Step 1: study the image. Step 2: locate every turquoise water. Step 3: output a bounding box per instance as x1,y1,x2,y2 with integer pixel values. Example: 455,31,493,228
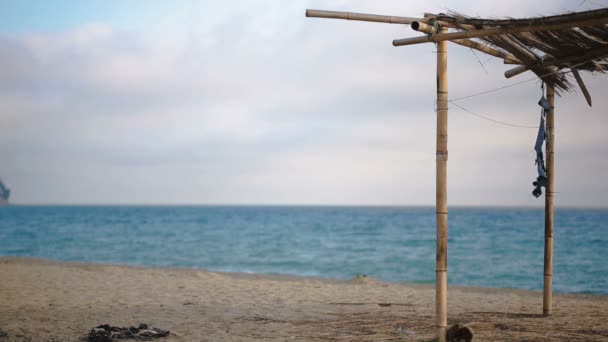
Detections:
0,206,606,294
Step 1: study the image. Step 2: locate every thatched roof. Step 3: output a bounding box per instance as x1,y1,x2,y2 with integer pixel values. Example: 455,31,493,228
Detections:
435,8,608,93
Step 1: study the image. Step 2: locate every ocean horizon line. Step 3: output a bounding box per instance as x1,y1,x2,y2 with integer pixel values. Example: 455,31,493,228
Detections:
2,203,608,210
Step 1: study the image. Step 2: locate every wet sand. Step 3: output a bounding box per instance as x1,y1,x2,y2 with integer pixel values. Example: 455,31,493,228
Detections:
0,257,607,341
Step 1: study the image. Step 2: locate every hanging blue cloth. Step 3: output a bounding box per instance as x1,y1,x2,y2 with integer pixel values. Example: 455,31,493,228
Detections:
532,95,550,198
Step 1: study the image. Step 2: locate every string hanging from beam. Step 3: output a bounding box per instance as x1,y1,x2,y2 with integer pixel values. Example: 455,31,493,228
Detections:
448,58,596,102
448,101,539,129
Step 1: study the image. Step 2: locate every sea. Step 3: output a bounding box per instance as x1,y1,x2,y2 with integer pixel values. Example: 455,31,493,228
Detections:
0,206,606,295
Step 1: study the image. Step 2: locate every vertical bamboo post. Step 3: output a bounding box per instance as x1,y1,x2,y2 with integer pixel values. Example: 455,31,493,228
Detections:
543,84,555,316
436,26,449,341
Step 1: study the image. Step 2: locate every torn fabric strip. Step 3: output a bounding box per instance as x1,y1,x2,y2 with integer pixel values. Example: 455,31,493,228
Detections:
532,95,550,198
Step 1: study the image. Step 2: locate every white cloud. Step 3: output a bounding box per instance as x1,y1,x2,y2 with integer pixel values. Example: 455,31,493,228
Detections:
0,0,607,206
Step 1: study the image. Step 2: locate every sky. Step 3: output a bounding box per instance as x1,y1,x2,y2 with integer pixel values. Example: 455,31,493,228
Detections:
1,0,607,206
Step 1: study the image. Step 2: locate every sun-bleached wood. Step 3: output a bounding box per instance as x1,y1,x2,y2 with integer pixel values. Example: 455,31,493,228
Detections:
306,9,420,24
543,84,555,317
436,27,448,342
393,16,608,46
571,68,592,107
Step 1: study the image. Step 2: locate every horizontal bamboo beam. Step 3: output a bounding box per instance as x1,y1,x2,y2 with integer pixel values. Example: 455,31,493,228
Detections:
393,16,608,46
306,9,420,24
504,46,608,78
411,21,437,34
410,21,522,63
505,63,537,78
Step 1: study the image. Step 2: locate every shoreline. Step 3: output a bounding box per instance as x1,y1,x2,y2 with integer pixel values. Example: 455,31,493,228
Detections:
2,256,605,297
2,257,607,341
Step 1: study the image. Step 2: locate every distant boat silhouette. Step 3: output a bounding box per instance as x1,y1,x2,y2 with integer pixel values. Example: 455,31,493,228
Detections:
0,179,10,206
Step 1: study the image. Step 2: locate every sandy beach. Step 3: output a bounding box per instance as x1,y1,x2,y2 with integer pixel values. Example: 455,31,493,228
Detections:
0,258,606,341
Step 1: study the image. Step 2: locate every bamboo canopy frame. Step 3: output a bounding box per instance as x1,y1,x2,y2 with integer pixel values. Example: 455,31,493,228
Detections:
306,7,608,342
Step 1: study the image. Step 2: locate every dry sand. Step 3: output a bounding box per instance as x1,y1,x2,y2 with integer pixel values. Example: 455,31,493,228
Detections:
0,258,606,341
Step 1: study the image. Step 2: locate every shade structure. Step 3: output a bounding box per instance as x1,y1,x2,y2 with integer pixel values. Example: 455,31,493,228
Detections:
306,6,608,341
417,9,608,93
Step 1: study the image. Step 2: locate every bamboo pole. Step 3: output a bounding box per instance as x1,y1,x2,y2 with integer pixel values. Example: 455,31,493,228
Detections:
305,9,420,24
504,59,522,65
571,68,592,106
410,21,521,64
450,22,534,64
505,64,540,78
393,16,608,46
411,21,437,34
497,35,540,62
436,26,449,342
543,84,555,317
451,39,521,63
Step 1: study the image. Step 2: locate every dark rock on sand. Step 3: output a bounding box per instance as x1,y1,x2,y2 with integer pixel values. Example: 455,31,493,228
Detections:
446,323,473,342
88,323,169,341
